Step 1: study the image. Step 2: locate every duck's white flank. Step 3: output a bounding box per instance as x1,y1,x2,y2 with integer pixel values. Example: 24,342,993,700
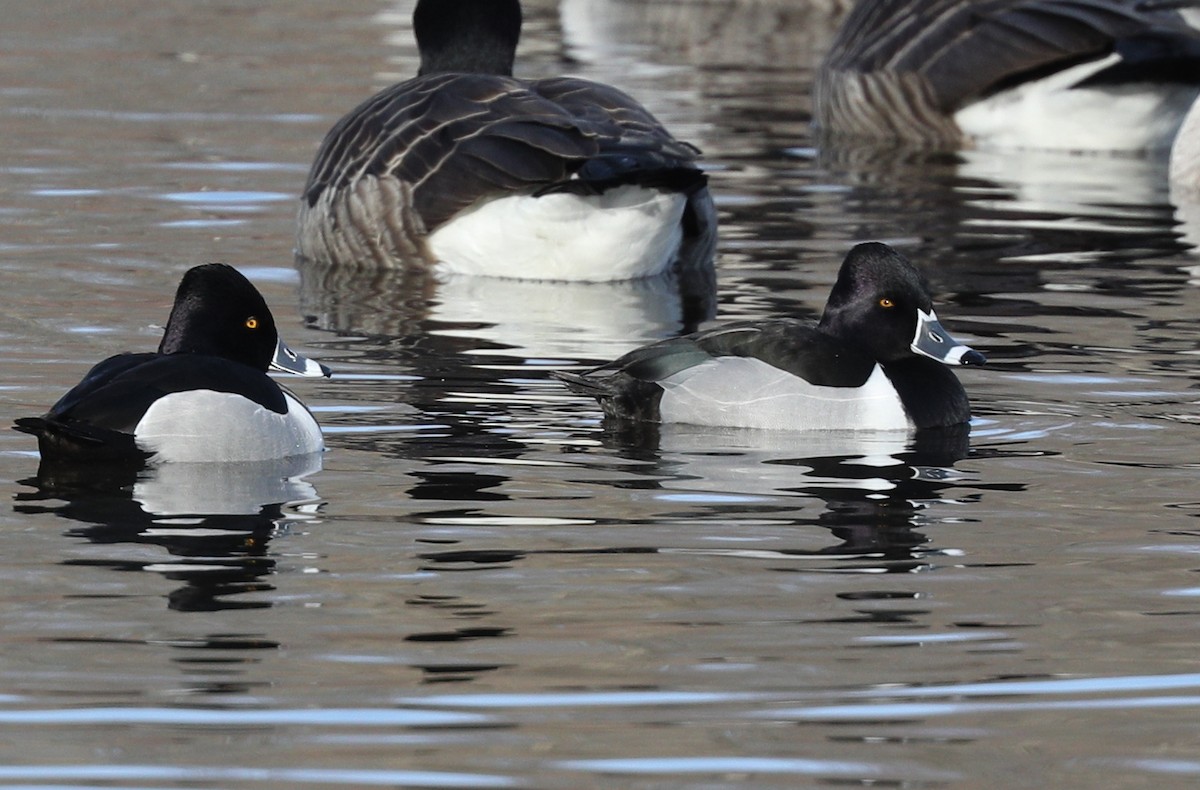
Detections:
134,390,325,463
955,54,1199,151
427,184,686,281
657,357,911,431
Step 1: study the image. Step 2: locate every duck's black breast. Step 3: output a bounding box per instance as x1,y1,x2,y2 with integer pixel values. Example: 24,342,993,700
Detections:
881,356,971,429
42,352,287,434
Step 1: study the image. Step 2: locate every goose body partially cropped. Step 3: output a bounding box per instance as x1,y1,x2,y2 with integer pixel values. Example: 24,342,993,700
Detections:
16,264,330,465
554,243,986,431
297,0,716,281
816,0,1200,150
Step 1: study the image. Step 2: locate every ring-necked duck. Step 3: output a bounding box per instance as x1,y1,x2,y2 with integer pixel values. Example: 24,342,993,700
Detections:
296,0,716,281
816,0,1200,150
553,242,985,431
16,264,330,464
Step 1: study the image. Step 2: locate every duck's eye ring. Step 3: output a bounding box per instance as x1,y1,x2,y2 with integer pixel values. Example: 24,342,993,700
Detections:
245,317,259,330
879,298,895,309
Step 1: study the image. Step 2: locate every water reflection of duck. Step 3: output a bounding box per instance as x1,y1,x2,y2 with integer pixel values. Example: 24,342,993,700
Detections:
14,453,322,613
14,264,330,466
643,424,974,566
816,0,1200,151
555,243,985,430
412,425,978,575
297,0,717,282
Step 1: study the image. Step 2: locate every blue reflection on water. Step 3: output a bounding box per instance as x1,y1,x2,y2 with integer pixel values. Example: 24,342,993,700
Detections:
0,764,513,787
757,673,1200,720
558,756,886,776
0,706,489,726
773,695,1200,721
395,690,769,708
160,191,290,205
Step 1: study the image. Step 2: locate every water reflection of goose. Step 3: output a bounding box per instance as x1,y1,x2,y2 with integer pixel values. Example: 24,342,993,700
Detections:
558,0,848,71
1173,99,1200,189
1171,101,1200,248
429,273,715,361
297,255,716,360
814,141,1189,302
950,146,1188,263
14,453,322,612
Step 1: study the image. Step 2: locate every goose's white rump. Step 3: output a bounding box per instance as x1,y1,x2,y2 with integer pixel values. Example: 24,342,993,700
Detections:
955,54,1199,152
428,185,687,281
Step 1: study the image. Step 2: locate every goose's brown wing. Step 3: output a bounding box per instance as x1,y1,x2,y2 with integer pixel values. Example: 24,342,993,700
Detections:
302,73,599,230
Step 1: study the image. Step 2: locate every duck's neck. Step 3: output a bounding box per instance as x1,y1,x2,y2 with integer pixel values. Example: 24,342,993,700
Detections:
414,0,521,76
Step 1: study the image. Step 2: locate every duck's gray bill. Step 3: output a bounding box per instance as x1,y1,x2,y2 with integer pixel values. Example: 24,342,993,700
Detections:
271,338,332,378
912,309,986,367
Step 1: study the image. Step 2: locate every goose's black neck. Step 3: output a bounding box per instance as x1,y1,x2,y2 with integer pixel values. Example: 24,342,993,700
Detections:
414,0,522,76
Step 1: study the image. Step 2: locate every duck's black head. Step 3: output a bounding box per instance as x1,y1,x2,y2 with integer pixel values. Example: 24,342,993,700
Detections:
818,242,985,367
157,263,284,372
414,0,522,77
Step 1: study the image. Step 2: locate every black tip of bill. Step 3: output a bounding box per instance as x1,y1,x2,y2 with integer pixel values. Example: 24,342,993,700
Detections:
913,309,985,367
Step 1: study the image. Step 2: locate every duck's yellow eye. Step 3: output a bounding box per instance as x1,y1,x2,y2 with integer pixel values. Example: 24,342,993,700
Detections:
879,298,895,309
245,317,259,330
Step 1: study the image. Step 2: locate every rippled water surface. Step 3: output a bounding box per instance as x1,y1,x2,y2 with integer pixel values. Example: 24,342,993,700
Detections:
3,1,1200,787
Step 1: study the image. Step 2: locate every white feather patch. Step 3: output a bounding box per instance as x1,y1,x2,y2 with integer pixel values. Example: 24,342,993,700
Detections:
955,54,1199,151
427,184,686,281
135,390,325,463
657,357,911,431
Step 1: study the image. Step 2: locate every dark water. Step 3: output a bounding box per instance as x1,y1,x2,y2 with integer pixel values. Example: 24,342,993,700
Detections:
3,1,1200,787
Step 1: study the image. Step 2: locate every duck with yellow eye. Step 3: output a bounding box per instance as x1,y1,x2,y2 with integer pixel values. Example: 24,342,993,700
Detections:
554,242,986,431
16,263,331,465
